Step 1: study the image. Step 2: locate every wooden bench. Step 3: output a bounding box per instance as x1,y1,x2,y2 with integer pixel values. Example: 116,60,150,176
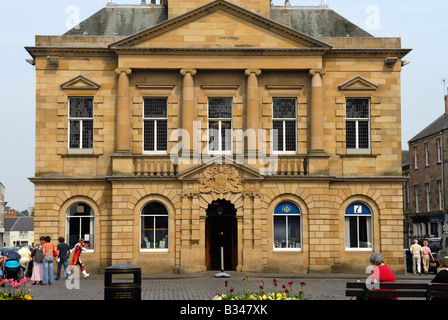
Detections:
346,281,448,300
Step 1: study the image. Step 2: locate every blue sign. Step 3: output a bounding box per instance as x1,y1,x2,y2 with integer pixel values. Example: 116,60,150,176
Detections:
274,201,300,215
345,202,371,215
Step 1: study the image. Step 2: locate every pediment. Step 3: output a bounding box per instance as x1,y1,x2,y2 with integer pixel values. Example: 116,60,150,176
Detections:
110,0,331,51
60,75,101,90
338,76,378,91
178,156,263,182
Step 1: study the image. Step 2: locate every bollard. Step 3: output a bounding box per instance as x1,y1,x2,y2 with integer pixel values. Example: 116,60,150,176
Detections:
104,264,141,300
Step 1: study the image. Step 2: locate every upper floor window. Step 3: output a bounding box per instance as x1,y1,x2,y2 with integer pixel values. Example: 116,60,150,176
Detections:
437,138,442,163
345,98,370,153
272,98,297,153
208,98,232,153
415,185,420,213
143,98,168,153
425,142,429,166
414,146,418,169
68,97,93,150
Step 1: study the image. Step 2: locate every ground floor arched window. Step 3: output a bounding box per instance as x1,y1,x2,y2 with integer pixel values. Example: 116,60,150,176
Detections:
273,201,301,251
345,202,372,250
140,201,169,251
66,202,95,250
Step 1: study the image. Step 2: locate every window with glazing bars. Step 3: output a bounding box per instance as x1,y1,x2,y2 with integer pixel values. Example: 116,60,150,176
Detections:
143,98,168,152
345,98,370,150
272,98,296,152
68,97,93,149
208,97,232,152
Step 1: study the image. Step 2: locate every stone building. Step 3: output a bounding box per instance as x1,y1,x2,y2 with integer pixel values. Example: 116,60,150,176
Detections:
26,0,410,274
407,89,448,245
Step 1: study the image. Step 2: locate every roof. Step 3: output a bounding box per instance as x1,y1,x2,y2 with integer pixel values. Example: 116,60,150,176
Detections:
408,113,448,144
64,4,167,36
270,6,372,38
64,3,371,38
4,217,34,232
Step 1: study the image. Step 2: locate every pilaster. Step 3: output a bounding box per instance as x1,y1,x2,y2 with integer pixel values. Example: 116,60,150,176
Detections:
115,68,132,153
245,69,261,152
180,69,197,155
309,69,325,154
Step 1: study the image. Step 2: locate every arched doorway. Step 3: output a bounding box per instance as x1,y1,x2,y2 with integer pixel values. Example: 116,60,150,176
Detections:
205,199,237,271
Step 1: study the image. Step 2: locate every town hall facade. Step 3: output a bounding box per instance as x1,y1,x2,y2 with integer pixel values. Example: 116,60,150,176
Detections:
26,0,410,274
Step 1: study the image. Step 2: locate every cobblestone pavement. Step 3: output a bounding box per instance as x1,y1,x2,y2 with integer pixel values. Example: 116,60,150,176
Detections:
25,271,434,301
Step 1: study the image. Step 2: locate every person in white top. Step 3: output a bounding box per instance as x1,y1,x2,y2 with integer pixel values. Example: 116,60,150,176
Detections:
18,244,32,278
410,240,422,275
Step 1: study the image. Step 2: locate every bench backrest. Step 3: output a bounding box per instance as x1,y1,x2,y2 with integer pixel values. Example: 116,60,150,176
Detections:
346,281,448,300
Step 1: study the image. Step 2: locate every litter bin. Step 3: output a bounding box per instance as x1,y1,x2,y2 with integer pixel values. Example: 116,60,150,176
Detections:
104,264,141,300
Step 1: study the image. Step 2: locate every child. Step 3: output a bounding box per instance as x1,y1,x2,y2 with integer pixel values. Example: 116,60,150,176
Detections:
68,239,91,278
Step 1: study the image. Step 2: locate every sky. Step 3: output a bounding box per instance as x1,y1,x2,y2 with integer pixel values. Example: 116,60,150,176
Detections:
0,0,447,211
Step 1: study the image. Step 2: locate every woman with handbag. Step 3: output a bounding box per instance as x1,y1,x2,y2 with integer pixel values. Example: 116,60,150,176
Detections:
31,237,45,285
42,236,57,285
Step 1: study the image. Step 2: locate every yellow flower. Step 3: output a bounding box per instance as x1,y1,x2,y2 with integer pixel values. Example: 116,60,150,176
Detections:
24,295,33,300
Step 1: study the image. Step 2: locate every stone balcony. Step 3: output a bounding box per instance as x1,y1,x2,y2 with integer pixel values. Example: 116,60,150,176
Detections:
111,153,330,178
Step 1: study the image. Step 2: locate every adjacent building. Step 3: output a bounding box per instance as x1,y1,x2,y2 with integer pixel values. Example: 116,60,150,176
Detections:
25,0,410,274
407,89,448,245
3,216,34,248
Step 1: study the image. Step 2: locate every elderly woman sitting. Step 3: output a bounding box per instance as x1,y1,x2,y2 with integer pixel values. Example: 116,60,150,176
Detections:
369,252,397,300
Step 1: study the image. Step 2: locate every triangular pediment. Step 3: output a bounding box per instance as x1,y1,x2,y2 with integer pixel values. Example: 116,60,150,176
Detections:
338,76,378,91
60,75,101,90
110,0,331,50
178,156,263,181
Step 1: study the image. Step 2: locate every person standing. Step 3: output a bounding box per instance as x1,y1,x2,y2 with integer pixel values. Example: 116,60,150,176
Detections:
42,236,56,285
68,238,91,278
30,237,45,285
56,237,70,280
410,239,422,275
18,244,32,278
421,240,435,275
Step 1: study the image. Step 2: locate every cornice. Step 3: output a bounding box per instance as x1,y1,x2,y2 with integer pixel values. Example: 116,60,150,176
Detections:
112,47,328,56
25,46,115,58
29,175,406,184
325,48,411,58
25,46,410,59
29,177,108,184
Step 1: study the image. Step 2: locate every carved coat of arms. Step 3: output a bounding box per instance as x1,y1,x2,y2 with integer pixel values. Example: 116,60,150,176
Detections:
198,164,243,193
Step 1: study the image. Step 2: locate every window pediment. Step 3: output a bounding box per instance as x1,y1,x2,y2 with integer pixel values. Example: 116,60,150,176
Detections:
61,75,101,91
338,76,378,91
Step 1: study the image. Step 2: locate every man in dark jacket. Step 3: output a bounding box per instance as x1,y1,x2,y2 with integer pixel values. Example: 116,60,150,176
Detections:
56,237,70,280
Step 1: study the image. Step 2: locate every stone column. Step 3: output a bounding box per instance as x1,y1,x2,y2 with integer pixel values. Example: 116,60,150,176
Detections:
245,69,261,152
115,68,132,153
180,69,197,152
309,69,325,153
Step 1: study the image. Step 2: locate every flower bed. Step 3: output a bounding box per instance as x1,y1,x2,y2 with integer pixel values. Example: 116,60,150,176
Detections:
0,278,34,300
213,276,306,300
